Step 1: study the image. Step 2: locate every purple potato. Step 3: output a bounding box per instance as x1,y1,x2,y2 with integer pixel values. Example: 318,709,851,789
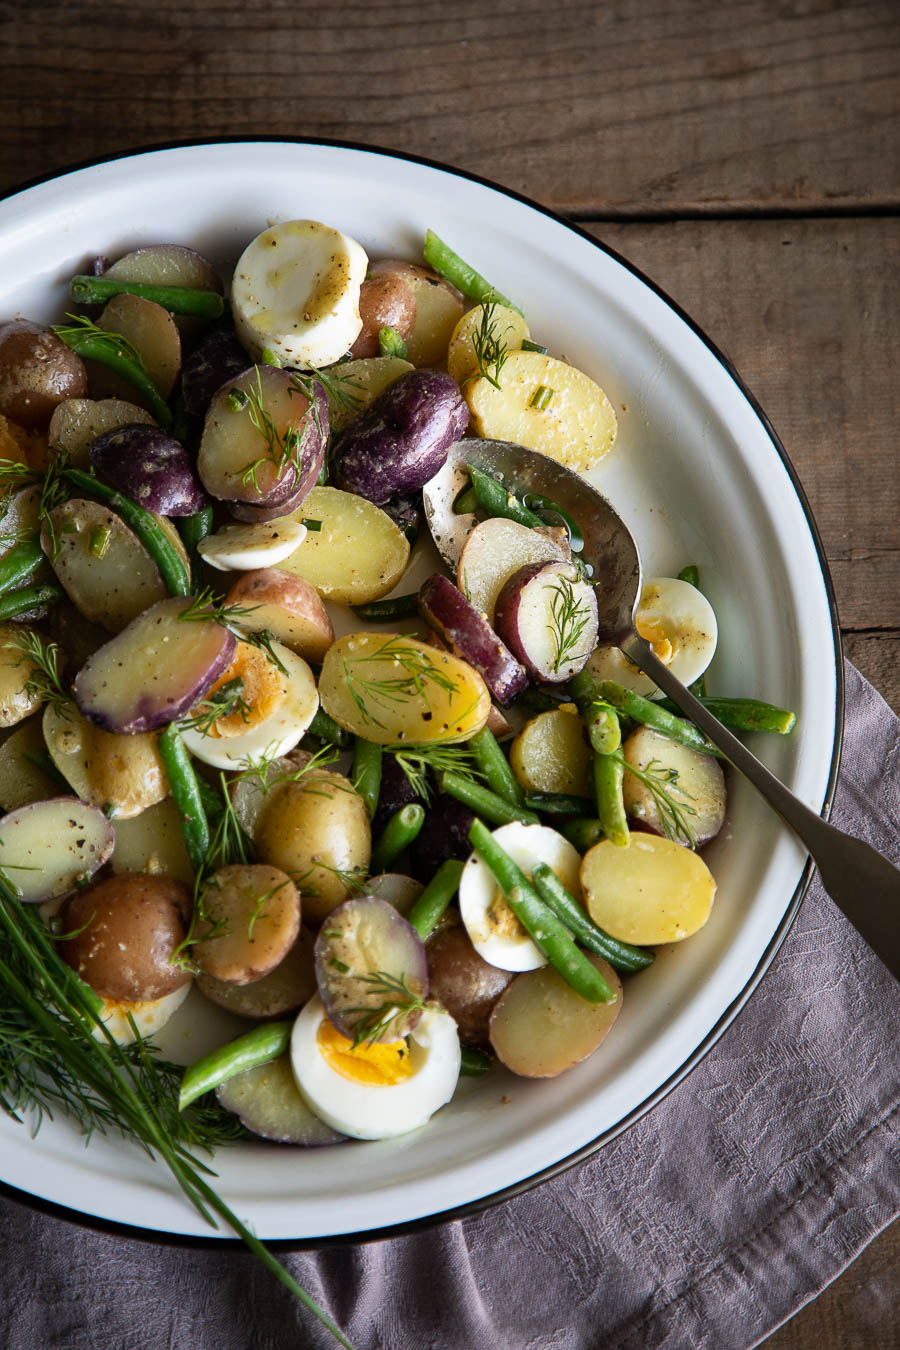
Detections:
227,480,310,524
181,325,252,419
216,1056,345,1146
409,794,476,882
331,369,468,505
73,595,236,734
494,560,599,683
418,573,528,706
89,424,205,516
380,490,424,542
426,925,514,1047
314,895,428,1043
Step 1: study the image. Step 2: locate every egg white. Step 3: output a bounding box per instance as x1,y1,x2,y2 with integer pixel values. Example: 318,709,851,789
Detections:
92,981,191,1046
459,821,583,972
587,575,718,698
290,996,460,1141
181,639,318,771
198,517,307,572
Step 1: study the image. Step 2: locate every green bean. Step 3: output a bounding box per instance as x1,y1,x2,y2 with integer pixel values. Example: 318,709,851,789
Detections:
350,593,420,622
0,580,63,620
677,563,701,589
0,536,45,596
453,484,480,515
559,816,606,851
468,819,614,1003
523,791,594,816
530,862,654,972
406,858,464,939
459,1046,493,1076
514,686,565,715
370,802,425,874
423,229,521,313
595,680,724,758
469,726,525,808
656,694,796,736
177,503,214,588
158,725,210,874
438,771,539,826
521,494,584,551
568,669,622,755
352,737,383,820
592,752,630,848
70,274,225,319
378,326,408,360
61,469,190,596
308,707,351,748
194,773,227,829
178,1021,292,1110
466,464,542,527
520,339,548,354
53,329,172,429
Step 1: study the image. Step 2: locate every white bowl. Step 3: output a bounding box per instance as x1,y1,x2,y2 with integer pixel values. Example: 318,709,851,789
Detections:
0,140,841,1243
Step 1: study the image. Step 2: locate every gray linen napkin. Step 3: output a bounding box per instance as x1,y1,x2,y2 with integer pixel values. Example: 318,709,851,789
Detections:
1,661,897,1350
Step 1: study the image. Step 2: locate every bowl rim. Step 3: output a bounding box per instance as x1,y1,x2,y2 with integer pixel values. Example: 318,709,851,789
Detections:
0,134,844,1249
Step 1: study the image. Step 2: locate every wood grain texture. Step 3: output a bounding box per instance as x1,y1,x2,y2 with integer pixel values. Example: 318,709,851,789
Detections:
0,0,898,214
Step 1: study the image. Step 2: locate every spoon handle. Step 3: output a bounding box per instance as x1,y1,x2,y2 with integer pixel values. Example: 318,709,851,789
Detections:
620,636,900,978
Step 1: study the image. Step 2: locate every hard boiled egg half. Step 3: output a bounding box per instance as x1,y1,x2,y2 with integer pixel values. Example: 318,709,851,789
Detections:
587,575,718,698
290,995,460,1141
459,821,583,972
181,636,318,771
93,982,192,1046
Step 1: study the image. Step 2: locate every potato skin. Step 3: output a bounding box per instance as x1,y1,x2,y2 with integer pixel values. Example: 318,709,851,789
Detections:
330,369,469,504
349,272,417,360
427,925,513,1047
59,873,192,1002
224,567,334,663
0,321,87,431
89,424,205,516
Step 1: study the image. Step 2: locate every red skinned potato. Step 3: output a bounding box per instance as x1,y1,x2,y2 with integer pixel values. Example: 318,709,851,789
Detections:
427,924,514,1047
622,726,726,847
418,573,527,706
367,261,464,368
59,872,192,1002
349,271,418,360
89,424,205,516
0,320,88,430
494,560,599,683
314,895,428,1042
224,567,334,663
73,595,236,734
94,294,182,401
198,366,327,511
330,369,468,505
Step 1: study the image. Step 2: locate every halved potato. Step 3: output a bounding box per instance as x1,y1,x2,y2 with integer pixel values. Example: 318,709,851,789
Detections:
197,928,317,1019
489,954,622,1078
466,350,617,472
279,486,409,605
193,863,301,985
323,356,414,432
47,397,156,468
0,797,114,903
0,485,41,560
319,632,491,745
44,701,169,820
225,568,334,663
509,707,592,797
95,293,182,400
0,624,44,727
0,715,60,810
110,796,194,886
457,516,566,623
447,303,530,387
368,261,464,367
581,834,716,945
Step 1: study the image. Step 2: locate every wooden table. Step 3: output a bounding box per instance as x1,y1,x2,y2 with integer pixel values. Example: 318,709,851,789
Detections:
1,1,897,1344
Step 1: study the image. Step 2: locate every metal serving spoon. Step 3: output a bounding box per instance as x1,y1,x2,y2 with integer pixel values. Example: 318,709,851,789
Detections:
424,439,900,978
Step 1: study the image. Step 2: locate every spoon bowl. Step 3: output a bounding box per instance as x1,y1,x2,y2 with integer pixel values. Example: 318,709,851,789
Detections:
424,439,900,977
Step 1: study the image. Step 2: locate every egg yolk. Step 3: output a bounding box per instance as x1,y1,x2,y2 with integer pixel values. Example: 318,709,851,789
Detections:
204,642,286,737
635,617,674,665
316,1017,415,1087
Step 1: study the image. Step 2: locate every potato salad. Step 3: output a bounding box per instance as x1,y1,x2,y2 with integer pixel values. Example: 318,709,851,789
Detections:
0,220,797,1150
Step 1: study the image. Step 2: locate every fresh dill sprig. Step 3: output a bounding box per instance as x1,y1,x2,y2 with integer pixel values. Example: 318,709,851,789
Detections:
343,637,459,731
177,588,289,675
52,313,147,372
548,574,594,675
470,298,511,390
384,742,483,804
295,365,364,415
618,751,699,847
178,677,251,736
343,970,427,1047
291,861,369,899
8,631,71,716
234,369,306,495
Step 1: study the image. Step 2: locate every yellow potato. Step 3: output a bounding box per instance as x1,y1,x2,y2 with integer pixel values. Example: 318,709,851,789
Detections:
447,303,530,387
489,955,622,1078
0,715,59,810
466,350,617,472
319,632,491,745
279,486,409,605
323,356,413,433
581,834,716,945
509,708,592,797
0,625,43,727
47,397,156,468
254,769,371,924
193,863,300,985
43,701,169,819
109,797,194,886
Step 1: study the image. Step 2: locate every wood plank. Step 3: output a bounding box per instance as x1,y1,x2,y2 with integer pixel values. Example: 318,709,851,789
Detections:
0,0,898,213
587,218,900,634
843,633,900,713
